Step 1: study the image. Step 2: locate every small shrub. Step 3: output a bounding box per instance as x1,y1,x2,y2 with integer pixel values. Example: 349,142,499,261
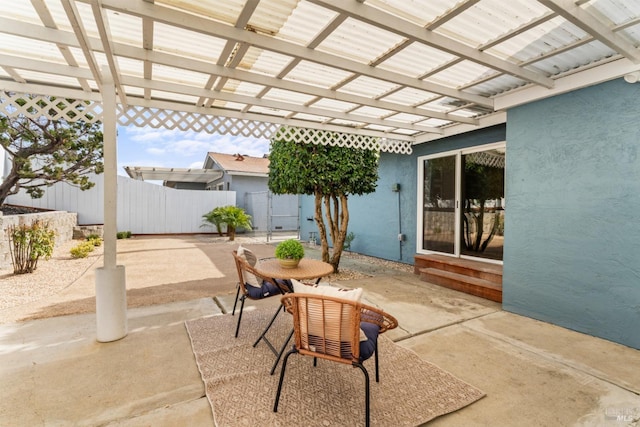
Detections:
70,241,95,258
8,220,56,274
116,231,132,239
344,231,356,251
201,206,226,236
86,233,101,240
87,236,103,247
202,206,251,241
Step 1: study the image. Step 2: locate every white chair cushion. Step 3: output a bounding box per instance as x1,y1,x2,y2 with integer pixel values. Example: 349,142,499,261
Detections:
237,245,261,288
291,279,363,301
291,279,363,345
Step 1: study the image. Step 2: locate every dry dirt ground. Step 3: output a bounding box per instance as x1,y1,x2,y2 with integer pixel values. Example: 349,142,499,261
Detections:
0,235,413,324
0,239,104,312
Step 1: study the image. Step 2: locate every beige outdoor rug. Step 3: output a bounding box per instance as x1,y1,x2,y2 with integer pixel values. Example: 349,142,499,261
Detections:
185,307,485,426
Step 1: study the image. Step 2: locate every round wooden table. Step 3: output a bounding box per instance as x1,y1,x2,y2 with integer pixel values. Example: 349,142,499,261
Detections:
255,257,334,375
256,258,334,281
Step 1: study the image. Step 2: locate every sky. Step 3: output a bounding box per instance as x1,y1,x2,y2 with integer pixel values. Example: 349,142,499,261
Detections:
116,125,271,177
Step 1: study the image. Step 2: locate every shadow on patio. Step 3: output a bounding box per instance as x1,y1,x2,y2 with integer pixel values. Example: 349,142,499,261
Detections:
1,236,638,426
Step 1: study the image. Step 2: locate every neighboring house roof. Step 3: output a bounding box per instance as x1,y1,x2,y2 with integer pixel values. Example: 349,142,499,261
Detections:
123,166,223,184
206,152,269,177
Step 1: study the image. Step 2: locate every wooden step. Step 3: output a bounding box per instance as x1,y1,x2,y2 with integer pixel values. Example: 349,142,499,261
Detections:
423,256,502,285
419,267,502,303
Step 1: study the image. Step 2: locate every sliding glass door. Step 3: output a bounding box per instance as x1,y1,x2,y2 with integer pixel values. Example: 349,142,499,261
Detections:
460,149,505,261
421,154,457,254
419,143,505,262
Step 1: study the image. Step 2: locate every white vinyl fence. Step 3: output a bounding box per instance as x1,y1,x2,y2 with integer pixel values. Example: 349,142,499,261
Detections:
6,174,235,234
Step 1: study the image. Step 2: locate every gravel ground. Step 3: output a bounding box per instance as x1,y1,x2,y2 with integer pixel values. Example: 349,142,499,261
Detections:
0,239,103,310
201,234,414,281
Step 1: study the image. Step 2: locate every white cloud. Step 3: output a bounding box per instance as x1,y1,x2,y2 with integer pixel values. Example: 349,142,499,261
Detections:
205,134,270,157
171,138,210,155
117,125,271,171
122,126,178,143
147,147,166,155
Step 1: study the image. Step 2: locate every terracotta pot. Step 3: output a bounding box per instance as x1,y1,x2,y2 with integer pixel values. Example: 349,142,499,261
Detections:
278,258,300,269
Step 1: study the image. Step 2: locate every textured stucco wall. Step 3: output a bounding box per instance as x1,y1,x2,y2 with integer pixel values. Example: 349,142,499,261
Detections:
230,175,268,210
411,125,506,158
504,78,640,349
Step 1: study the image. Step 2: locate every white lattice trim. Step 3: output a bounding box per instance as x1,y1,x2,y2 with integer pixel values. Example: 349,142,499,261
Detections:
0,91,103,123
116,105,280,138
1,93,412,154
467,150,504,168
272,126,413,154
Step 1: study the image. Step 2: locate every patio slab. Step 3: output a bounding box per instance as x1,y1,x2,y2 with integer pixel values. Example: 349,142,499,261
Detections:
0,298,218,426
342,272,501,341
0,236,638,426
400,319,640,427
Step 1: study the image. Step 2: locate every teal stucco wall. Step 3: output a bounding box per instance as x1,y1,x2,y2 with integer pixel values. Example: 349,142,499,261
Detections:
299,78,640,349
504,78,640,349
299,125,506,263
299,151,416,262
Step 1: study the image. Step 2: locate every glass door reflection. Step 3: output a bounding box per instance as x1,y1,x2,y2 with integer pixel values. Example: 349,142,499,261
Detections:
460,149,505,261
422,155,456,254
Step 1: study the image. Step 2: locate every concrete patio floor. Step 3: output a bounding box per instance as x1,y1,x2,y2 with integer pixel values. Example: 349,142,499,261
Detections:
1,236,639,426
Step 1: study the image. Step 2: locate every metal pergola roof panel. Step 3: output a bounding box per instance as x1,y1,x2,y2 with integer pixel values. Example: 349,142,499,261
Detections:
123,166,223,184
437,0,552,47
376,43,458,78
153,23,226,62
2,0,640,147
284,60,354,88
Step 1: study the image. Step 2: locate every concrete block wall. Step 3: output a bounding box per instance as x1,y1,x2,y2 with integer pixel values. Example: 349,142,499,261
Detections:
0,211,78,270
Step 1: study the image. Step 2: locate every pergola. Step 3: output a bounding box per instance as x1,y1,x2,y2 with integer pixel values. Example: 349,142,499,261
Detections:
123,166,223,184
2,0,640,341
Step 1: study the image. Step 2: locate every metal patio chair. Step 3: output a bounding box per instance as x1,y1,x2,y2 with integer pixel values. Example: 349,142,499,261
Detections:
231,249,290,339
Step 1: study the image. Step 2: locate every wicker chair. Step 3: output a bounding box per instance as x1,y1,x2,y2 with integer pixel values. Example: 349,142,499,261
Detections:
231,250,290,339
273,293,398,427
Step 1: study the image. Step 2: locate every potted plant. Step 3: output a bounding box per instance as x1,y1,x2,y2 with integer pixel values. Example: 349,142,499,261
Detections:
275,239,305,268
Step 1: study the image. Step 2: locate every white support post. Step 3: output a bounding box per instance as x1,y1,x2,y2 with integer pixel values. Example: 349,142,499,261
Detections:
96,66,127,342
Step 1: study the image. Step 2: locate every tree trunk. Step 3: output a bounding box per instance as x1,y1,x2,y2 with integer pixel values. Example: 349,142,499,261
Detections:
328,193,349,272
463,200,472,250
314,192,330,263
0,168,21,206
480,212,498,252
320,193,349,273
314,192,350,272
227,225,236,241
472,200,485,252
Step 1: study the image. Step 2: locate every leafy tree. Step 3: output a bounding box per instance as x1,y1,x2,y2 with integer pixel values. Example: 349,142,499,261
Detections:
0,96,104,206
268,138,378,272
